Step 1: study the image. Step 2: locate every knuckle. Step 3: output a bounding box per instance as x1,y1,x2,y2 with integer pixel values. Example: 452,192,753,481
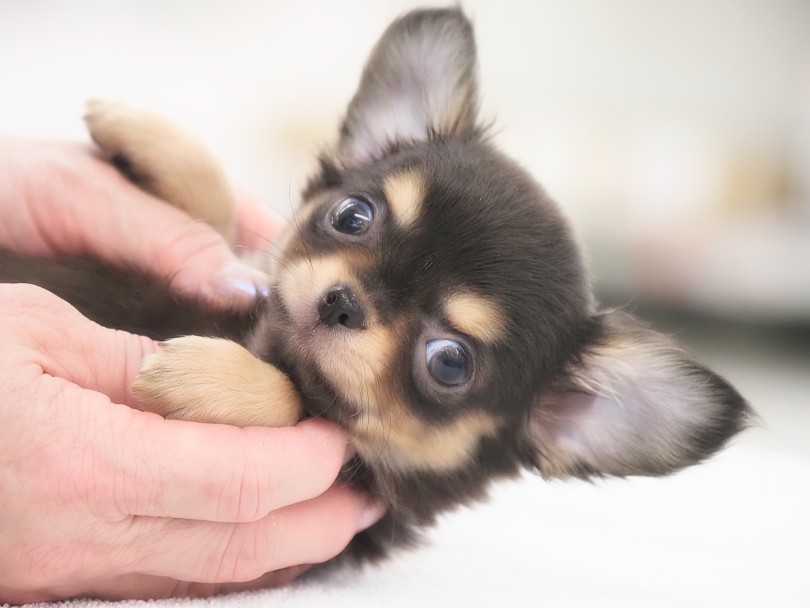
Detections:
207,525,272,583
230,463,269,522
214,452,273,523
160,222,225,283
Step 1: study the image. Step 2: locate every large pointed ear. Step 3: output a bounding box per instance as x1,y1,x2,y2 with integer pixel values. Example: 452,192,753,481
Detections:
526,311,753,479
336,8,479,167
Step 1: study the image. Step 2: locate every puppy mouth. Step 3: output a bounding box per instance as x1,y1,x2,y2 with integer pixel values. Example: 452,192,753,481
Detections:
269,257,392,425
255,292,347,420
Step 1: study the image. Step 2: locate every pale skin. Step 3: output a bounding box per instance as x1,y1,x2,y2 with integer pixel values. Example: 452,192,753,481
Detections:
0,137,384,603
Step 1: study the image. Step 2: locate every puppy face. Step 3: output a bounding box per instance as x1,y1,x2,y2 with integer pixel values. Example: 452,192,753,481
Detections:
268,140,591,473
249,9,750,514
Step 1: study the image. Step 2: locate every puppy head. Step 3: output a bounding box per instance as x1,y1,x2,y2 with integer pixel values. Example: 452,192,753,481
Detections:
255,9,751,507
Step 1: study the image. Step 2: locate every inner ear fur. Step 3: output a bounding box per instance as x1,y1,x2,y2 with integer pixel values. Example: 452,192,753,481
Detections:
526,310,753,479
336,8,480,168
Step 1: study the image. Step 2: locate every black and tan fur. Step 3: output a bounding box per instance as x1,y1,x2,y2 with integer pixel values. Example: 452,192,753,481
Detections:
0,9,751,562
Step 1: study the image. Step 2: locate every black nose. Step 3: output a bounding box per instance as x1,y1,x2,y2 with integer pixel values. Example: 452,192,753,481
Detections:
318,285,367,329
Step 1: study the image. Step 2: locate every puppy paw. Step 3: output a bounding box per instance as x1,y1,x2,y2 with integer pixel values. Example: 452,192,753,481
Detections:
133,336,303,427
84,100,236,243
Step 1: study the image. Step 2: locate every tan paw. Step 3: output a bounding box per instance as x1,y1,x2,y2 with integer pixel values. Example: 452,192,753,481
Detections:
84,100,236,243
133,336,303,427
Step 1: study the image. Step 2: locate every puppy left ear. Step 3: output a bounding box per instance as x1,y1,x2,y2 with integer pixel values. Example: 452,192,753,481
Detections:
337,8,479,167
525,311,753,479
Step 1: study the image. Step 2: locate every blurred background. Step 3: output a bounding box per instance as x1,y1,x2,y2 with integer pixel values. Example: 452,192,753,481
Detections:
1,0,809,324
1,1,808,604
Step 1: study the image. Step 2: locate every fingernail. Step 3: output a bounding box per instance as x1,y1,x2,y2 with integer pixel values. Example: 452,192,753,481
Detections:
357,500,386,531
211,262,271,305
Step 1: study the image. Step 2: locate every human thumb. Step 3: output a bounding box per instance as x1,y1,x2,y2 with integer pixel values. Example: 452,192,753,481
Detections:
3,283,158,405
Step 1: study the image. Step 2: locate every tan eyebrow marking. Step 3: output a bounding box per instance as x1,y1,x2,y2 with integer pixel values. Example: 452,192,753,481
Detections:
443,291,507,344
383,169,425,228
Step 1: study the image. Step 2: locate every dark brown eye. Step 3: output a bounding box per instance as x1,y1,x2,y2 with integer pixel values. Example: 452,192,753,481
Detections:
426,339,470,387
331,197,373,235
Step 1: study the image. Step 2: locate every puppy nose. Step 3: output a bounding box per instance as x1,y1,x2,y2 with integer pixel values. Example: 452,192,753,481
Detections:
318,285,367,329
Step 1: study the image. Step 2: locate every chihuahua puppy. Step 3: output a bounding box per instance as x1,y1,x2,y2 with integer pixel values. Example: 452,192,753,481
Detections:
0,8,750,561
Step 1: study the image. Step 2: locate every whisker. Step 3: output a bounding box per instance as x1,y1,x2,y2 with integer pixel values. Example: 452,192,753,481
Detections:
287,178,314,273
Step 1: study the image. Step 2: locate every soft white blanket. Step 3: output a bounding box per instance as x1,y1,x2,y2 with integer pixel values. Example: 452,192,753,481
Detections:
9,446,808,608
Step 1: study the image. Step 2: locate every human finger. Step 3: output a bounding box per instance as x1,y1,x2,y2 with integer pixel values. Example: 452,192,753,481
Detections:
133,484,384,583
26,565,313,603
30,373,353,524
234,190,286,249
108,415,353,522
6,286,351,523
89,190,271,309
3,283,156,405
27,150,270,309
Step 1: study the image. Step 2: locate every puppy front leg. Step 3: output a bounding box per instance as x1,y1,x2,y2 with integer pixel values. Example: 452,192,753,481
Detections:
133,337,303,427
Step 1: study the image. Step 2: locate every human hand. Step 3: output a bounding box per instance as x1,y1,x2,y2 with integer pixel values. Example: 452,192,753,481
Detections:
0,136,282,308
0,284,383,604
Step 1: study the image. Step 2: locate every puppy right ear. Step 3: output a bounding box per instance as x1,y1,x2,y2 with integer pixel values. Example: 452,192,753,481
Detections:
524,311,753,479
336,8,480,168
